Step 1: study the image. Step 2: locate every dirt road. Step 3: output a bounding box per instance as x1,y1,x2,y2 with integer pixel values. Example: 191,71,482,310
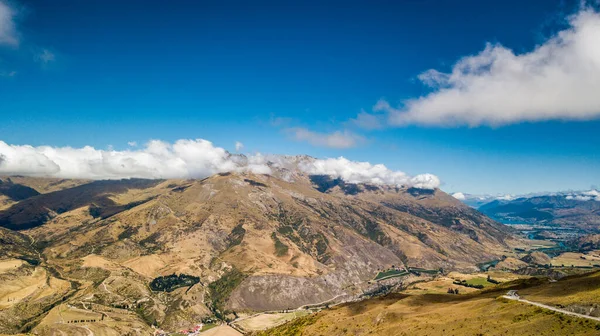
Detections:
503,295,600,322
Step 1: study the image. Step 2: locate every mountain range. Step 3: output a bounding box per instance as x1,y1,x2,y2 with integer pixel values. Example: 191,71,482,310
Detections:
474,192,600,232
0,158,513,334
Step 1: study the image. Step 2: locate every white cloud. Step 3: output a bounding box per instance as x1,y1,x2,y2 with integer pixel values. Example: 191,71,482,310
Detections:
287,127,364,149
566,189,600,201
298,156,440,189
375,9,600,127
496,194,516,201
0,1,18,46
235,141,244,152
0,139,441,189
0,139,270,179
583,189,600,198
127,141,137,147
452,192,466,200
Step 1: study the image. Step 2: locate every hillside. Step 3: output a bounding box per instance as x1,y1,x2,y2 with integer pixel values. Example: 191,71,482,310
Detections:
257,271,600,336
521,251,552,266
575,234,600,251
0,176,90,211
0,171,512,334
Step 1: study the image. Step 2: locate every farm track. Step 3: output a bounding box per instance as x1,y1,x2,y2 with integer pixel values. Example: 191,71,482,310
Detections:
503,295,600,322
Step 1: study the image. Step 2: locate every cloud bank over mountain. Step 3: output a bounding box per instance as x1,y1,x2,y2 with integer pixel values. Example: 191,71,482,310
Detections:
566,190,600,201
372,8,600,127
451,192,466,200
0,139,441,189
298,157,440,189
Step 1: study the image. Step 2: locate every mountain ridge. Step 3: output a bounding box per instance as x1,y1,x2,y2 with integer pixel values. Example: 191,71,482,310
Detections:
0,172,512,334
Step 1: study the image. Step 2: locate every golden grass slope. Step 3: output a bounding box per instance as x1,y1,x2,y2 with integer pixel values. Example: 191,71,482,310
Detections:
257,271,600,336
551,251,600,267
0,258,73,334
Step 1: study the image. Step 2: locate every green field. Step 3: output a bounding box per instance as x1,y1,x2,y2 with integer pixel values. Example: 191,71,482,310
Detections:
408,267,440,274
201,323,218,331
374,269,409,280
465,277,493,287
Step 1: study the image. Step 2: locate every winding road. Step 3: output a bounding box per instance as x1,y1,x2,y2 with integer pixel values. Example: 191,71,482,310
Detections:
503,295,600,322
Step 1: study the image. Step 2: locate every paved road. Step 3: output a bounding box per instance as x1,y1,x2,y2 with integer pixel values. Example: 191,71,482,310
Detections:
503,295,600,322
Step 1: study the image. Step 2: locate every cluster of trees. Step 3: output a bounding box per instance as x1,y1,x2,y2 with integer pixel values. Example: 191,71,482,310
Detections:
149,273,200,292
208,267,246,321
452,280,484,289
487,275,500,284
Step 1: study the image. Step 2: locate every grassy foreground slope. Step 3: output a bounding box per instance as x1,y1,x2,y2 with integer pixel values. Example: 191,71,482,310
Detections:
257,272,600,336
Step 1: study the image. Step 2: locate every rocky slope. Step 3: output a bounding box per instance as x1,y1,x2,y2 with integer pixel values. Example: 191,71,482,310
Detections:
0,170,512,334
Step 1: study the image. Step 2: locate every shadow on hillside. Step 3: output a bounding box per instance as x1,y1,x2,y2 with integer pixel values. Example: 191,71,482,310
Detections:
0,179,164,230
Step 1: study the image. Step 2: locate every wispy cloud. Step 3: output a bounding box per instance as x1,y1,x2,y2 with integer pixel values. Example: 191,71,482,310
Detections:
1,1,58,73
373,8,600,127
35,48,56,64
347,110,384,130
0,0,18,46
286,127,365,149
0,70,16,77
235,141,244,151
269,115,293,127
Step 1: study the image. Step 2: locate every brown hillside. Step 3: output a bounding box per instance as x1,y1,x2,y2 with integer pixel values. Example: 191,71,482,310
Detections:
0,172,513,334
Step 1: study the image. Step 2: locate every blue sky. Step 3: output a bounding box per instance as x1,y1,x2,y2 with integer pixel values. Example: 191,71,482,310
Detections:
0,0,599,194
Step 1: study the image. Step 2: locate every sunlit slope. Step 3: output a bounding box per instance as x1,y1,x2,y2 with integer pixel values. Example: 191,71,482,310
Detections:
257,272,600,336
0,171,513,333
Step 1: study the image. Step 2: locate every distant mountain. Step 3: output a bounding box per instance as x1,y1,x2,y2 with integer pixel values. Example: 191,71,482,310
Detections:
451,192,516,208
0,166,512,334
477,191,600,232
